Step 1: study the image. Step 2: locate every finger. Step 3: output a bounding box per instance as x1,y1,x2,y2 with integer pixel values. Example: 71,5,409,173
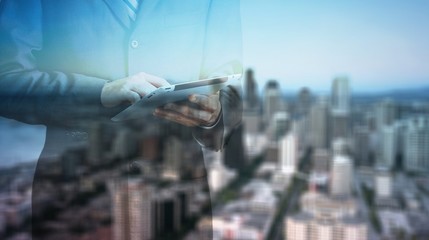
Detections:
189,94,218,112
164,103,212,123
154,109,200,127
142,72,171,87
126,90,141,104
130,80,157,97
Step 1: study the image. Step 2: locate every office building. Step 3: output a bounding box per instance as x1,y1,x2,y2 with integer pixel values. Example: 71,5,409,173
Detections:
279,132,298,174
286,191,366,240
331,138,348,156
208,151,236,195
330,155,353,197
330,77,350,140
109,179,154,240
309,97,329,149
243,110,261,134
269,111,290,141
379,125,396,169
152,189,182,234
88,122,104,166
374,169,392,199
112,128,135,160
312,148,330,173
263,80,281,126
296,87,312,117
353,126,370,166
375,99,396,132
162,136,183,180
244,69,259,109
404,116,429,172
331,76,350,114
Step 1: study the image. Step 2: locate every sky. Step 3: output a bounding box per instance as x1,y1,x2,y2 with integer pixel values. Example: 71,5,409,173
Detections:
240,0,429,92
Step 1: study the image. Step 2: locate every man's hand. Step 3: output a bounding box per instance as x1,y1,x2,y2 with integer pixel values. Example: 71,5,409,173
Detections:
153,94,221,127
101,72,170,108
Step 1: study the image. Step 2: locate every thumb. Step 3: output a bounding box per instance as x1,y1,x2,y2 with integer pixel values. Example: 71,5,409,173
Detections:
126,90,142,104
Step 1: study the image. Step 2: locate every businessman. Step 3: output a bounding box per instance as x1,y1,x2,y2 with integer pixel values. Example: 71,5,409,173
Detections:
0,0,242,239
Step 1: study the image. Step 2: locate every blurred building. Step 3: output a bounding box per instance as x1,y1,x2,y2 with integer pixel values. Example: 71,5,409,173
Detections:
162,136,183,181
374,98,396,132
279,132,298,174
379,125,396,169
404,116,429,172
268,111,289,141
330,77,350,140
286,214,367,240
244,133,267,158
208,151,237,195
244,69,259,110
265,142,278,163
109,179,154,240
199,180,276,240
87,122,104,166
112,128,136,160
331,77,350,114
375,169,392,199
296,87,312,117
309,97,329,149
331,138,349,156
140,136,160,161
61,147,84,180
330,155,353,197
312,148,330,173
353,126,370,166
285,190,366,240
243,111,261,134
263,80,281,126
152,189,182,235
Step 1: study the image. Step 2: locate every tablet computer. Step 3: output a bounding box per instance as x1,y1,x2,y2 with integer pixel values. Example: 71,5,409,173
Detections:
111,74,241,121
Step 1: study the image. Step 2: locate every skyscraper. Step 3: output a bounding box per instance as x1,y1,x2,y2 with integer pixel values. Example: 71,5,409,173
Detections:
88,122,104,166
310,97,329,149
296,87,312,117
330,77,351,140
263,80,281,126
244,69,259,109
279,132,298,174
332,138,348,156
109,179,154,240
331,77,350,114
162,136,183,180
269,111,290,141
379,125,396,169
375,168,393,199
353,126,370,166
375,99,397,132
313,148,330,173
404,116,429,172
330,155,353,197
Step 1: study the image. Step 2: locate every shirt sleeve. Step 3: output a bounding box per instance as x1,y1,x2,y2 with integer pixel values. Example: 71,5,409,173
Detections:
0,0,111,126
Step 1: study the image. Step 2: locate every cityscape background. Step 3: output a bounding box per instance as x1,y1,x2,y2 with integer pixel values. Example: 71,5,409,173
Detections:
1,1,429,240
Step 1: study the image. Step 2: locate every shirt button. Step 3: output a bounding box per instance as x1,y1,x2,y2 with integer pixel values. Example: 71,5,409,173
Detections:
131,40,139,49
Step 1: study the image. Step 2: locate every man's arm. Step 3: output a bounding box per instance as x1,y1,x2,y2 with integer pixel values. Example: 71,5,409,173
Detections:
0,0,107,125
0,0,168,125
